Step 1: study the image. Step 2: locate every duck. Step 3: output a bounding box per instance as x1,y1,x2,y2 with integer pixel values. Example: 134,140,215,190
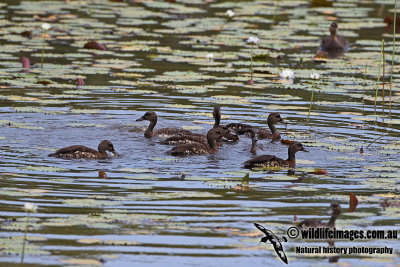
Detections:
136,111,193,138
243,141,307,169
48,140,118,159
160,106,238,145
212,106,239,142
237,128,258,154
319,22,348,58
168,128,223,156
298,202,342,229
227,112,285,141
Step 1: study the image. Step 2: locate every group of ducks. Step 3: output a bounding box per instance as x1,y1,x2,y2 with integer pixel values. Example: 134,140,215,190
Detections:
48,22,350,166
49,106,308,169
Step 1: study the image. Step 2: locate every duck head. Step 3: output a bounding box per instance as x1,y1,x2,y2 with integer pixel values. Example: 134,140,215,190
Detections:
268,112,285,125
98,140,119,156
136,111,157,123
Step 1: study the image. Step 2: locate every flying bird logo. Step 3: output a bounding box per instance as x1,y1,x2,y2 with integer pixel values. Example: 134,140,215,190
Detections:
254,223,288,264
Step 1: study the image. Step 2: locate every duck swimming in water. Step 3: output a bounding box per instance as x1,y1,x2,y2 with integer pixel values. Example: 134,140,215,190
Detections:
168,128,223,156
227,112,285,141
244,142,307,169
237,128,258,154
136,111,193,138
48,140,118,159
298,202,342,229
319,22,348,58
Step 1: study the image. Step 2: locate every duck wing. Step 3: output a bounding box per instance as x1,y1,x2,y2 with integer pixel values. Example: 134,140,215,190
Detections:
155,128,193,138
168,142,209,156
244,155,284,168
256,128,272,139
160,134,206,145
48,145,97,157
299,219,324,229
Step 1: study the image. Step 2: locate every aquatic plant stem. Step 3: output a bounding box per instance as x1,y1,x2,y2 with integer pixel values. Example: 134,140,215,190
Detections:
374,39,384,116
250,43,254,82
307,79,316,123
41,31,46,68
389,0,397,118
273,0,279,24
362,62,367,115
20,212,30,264
382,45,385,117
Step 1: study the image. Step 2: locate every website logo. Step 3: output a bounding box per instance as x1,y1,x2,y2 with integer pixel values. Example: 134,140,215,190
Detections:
254,223,288,264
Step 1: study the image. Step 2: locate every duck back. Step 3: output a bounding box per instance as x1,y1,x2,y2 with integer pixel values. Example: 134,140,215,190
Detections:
168,142,211,156
160,134,207,145
244,155,287,168
48,145,104,159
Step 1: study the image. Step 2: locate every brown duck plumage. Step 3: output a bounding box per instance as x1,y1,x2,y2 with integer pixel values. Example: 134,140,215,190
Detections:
320,22,348,57
136,111,193,138
227,112,284,140
160,134,207,145
48,140,118,159
212,106,239,142
161,106,238,145
244,142,307,169
168,128,222,156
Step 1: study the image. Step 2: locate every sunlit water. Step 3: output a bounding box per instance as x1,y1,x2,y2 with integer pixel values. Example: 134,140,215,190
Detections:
0,0,399,266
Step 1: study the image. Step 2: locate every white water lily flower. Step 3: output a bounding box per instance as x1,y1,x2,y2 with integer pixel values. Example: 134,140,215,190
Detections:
226,9,235,18
206,53,214,60
24,203,38,213
279,69,294,80
41,23,51,31
310,73,320,80
247,36,259,45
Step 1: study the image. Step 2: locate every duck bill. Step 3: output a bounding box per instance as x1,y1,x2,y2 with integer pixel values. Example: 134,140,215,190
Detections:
302,148,309,152
111,149,119,156
136,116,145,122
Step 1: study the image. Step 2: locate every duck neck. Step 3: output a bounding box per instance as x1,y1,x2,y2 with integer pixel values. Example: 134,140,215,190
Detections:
145,118,157,138
330,27,337,39
207,135,218,151
213,112,220,128
268,121,280,139
328,212,339,227
287,147,296,162
250,140,257,154
268,121,277,134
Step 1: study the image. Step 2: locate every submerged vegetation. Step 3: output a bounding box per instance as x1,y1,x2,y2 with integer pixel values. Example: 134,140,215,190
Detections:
0,0,399,266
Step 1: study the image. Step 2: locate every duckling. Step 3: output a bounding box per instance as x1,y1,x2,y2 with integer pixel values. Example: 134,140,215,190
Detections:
244,142,307,169
48,140,118,159
320,22,348,58
227,112,284,140
136,111,193,138
237,128,258,154
298,202,342,229
168,128,222,156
